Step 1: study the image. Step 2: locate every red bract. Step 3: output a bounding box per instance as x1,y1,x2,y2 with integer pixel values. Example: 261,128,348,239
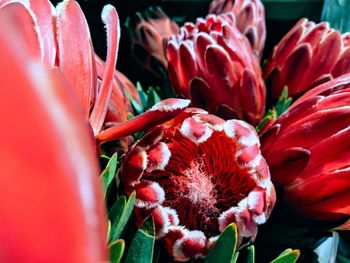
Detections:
96,98,191,143
260,74,350,229
126,6,179,77
119,109,275,261
95,55,141,127
167,13,266,125
208,0,266,58
264,18,350,99
0,17,106,262
0,0,140,138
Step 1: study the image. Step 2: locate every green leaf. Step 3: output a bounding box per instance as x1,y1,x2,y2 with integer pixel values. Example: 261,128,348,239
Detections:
247,245,255,263
256,109,276,133
130,97,144,116
231,252,239,263
109,196,126,224
136,82,148,107
109,192,136,243
125,217,155,263
100,155,110,161
107,220,112,243
322,0,350,33
270,249,300,263
109,239,125,263
145,86,162,110
275,86,292,117
204,223,238,263
100,153,118,198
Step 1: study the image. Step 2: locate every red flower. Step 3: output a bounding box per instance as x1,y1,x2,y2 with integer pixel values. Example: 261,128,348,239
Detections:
0,0,140,138
260,74,350,229
119,109,275,261
264,18,350,99
167,13,266,125
0,16,106,262
208,0,266,58
126,6,180,78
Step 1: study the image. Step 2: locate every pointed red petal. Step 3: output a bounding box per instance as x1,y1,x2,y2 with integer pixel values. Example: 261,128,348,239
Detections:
267,147,310,186
89,5,120,134
29,0,56,66
56,0,95,118
279,43,312,96
304,30,342,88
0,2,42,60
96,99,191,143
332,48,350,78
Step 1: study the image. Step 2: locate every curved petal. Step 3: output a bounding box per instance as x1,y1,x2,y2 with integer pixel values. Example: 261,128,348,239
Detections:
0,20,106,262
56,0,95,118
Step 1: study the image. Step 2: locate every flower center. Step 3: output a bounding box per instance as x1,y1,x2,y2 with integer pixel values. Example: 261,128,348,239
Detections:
143,129,256,237
175,158,217,209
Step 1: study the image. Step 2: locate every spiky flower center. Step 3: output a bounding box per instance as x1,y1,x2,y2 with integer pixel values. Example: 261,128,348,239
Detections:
143,129,256,236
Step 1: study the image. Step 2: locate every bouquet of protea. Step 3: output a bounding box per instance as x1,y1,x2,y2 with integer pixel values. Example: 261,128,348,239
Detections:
0,0,349,262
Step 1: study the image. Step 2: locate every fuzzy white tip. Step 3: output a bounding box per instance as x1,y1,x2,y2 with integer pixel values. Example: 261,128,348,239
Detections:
150,98,190,112
146,142,171,172
101,4,116,25
223,120,236,138
239,132,260,147
163,207,180,226
55,0,66,14
180,117,213,144
135,181,166,209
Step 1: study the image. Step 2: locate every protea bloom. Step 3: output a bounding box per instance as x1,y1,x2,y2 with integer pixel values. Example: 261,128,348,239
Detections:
260,74,350,229
0,0,140,139
0,16,106,262
167,13,266,125
119,108,275,261
126,6,179,79
264,18,350,99
208,0,266,58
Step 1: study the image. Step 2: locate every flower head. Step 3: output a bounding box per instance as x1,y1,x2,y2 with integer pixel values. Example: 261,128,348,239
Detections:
167,13,266,125
209,0,266,58
120,109,275,261
126,6,179,79
264,18,350,99
260,74,350,229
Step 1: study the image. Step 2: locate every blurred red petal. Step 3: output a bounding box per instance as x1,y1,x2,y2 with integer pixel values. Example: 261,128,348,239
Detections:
0,20,106,262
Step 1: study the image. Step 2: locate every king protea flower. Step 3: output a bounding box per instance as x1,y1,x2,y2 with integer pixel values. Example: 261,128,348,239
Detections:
126,6,179,79
167,13,266,125
119,108,275,261
264,18,350,99
0,0,140,138
260,74,350,229
208,0,266,58
0,15,106,262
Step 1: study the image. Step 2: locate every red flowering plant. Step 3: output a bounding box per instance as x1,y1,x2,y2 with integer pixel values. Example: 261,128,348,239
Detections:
125,6,180,80
119,108,275,260
2,0,350,262
260,74,350,229
167,13,266,125
264,18,350,99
